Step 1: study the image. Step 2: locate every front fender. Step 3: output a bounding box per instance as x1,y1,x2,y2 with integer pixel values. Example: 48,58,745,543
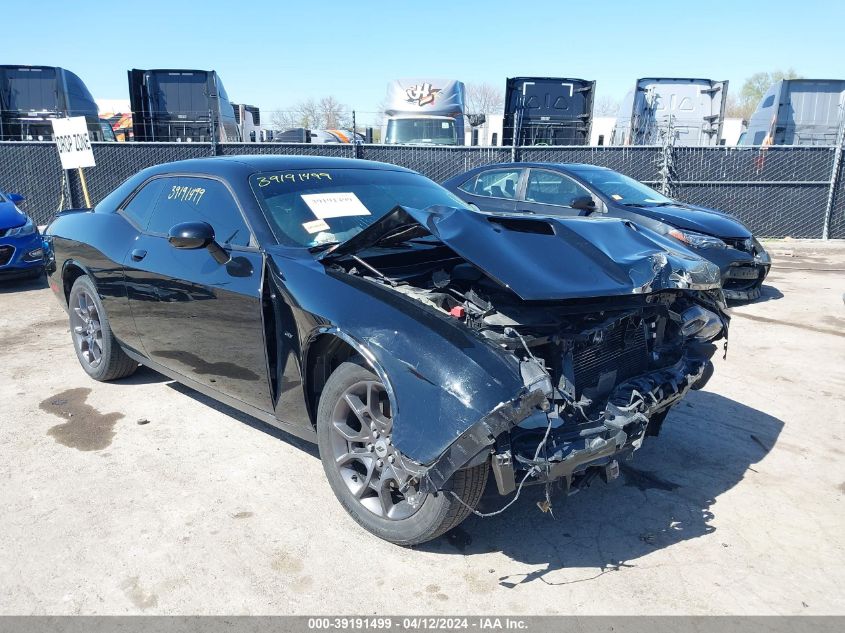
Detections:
285,258,531,466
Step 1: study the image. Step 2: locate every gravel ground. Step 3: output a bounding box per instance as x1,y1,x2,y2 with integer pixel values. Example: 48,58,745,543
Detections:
0,239,843,615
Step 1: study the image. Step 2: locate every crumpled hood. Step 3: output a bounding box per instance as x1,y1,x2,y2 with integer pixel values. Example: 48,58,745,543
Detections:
0,201,27,231
322,205,722,301
627,203,752,239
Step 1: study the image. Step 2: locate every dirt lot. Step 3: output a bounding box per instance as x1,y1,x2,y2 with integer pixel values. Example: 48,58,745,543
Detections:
1,239,843,616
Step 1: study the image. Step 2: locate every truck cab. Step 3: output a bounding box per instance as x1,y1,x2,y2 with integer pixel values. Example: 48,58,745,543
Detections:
382,79,465,146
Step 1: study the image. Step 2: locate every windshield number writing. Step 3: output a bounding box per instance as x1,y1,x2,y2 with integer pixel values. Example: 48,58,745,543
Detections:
168,185,206,205
257,173,333,187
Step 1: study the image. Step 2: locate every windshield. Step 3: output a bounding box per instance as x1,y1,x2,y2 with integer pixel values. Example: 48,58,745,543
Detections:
249,168,469,247
0,67,59,113
386,119,457,145
570,168,673,205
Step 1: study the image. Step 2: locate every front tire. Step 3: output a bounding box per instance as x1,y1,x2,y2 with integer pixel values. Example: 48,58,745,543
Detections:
316,362,488,546
68,275,138,381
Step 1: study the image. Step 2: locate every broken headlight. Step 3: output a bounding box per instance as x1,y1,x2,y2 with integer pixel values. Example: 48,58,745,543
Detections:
668,228,726,250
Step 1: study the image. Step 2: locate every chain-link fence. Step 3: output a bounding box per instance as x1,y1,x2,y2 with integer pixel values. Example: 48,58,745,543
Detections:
2,140,844,239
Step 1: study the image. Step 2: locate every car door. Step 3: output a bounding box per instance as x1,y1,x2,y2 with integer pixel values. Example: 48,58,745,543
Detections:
122,175,273,412
456,168,524,213
517,168,595,216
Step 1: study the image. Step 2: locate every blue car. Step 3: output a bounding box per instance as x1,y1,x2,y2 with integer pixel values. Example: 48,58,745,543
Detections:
443,163,772,302
0,190,46,279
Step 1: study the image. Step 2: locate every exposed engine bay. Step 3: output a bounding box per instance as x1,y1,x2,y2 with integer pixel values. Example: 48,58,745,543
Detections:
327,232,729,502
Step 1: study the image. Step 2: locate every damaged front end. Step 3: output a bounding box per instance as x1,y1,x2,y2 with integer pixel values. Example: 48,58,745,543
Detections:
405,284,726,500
321,205,729,504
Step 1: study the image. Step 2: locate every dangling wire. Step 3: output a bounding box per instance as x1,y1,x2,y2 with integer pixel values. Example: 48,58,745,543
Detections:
449,410,556,518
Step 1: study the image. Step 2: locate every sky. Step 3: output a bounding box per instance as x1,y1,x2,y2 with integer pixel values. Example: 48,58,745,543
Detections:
4,0,845,125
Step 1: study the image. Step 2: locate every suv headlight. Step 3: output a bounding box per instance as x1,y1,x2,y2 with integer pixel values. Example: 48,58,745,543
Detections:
668,228,726,249
6,217,36,237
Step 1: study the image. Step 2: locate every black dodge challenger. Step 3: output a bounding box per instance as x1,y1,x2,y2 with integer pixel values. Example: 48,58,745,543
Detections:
45,156,729,545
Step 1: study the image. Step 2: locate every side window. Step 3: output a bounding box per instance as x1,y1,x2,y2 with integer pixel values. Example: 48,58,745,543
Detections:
146,177,252,247
471,169,521,199
753,131,768,145
458,176,477,194
121,179,166,229
761,95,775,108
525,170,590,206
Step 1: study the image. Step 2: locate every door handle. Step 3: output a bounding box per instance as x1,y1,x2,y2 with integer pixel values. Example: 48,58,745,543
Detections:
130,249,147,262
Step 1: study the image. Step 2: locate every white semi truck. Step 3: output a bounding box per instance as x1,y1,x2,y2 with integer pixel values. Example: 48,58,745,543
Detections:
382,79,466,145
741,79,845,146
612,78,728,146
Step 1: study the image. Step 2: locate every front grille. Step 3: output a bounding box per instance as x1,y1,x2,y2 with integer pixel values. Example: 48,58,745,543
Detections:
572,319,649,397
723,237,753,252
724,265,763,290
0,245,14,266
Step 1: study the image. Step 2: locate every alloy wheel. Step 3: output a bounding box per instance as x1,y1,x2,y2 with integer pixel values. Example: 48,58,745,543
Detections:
328,379,423,520
70,290,103,368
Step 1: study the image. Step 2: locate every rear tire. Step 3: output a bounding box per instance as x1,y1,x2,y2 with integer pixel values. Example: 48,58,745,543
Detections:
316,361,488,545
68,275,138,381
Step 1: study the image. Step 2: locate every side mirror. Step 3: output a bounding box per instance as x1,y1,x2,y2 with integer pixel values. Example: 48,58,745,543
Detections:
168,221,214,249
168,221,230,264
8,193,25,204
571,195,596,212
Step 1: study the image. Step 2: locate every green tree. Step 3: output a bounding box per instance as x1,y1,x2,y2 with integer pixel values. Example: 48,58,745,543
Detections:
726,69,803,121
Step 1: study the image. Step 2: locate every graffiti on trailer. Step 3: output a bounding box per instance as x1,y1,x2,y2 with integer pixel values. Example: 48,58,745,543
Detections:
405,83,441,107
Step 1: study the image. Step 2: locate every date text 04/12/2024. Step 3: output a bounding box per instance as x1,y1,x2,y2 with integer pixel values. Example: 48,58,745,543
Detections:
306,617,529,630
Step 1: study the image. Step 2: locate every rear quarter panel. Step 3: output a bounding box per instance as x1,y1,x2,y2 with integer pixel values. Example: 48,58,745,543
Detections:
46,210,144,355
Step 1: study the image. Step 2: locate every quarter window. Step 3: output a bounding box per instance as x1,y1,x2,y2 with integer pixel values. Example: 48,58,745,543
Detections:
462,169,521,199
122,178,166,229
525,170,590,207
146,177,252,247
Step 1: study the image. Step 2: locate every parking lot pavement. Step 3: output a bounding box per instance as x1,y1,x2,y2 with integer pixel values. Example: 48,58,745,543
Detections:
0,239,843,616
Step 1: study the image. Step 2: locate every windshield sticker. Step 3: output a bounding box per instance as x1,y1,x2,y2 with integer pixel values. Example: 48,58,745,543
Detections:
168,185,206,204
301,192,372,219
611,194,623,200
256,172,332,187
302,219,331,234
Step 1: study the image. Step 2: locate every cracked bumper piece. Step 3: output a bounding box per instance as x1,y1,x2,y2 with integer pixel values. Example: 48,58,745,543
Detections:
722,263,770,301
416,351,710,497
415,389,548,494
498,355,710,495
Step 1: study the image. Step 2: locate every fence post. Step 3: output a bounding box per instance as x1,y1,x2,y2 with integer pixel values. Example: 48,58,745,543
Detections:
352,110,360,159
822,123,845,240
209,109,219,157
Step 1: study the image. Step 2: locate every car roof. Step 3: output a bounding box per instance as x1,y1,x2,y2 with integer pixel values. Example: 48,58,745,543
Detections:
473,162,610,172
138,155,417,179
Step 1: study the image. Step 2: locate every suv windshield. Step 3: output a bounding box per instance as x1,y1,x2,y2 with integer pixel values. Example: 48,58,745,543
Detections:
386,119,457,145
570,168,673,206
249,168,468,247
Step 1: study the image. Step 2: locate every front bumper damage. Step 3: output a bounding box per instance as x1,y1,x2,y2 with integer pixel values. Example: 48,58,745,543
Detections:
410,350,712,500
721,262,770,301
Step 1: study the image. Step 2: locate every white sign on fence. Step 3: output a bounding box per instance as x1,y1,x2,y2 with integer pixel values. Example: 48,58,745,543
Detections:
50,117,96,170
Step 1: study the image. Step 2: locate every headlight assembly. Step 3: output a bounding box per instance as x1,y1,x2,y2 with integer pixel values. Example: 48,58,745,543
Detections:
6,217,36,237
668,228,727,249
